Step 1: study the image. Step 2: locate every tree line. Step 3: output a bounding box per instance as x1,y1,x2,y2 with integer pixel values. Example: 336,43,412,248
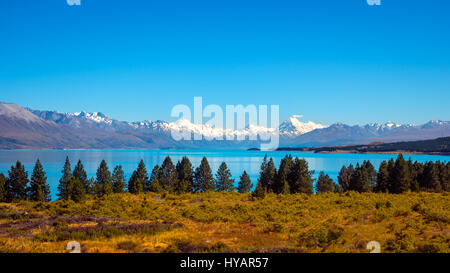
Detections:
0,154,448,203
337,154,449,194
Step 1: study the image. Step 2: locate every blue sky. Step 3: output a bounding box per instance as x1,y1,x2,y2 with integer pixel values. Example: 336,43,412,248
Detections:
0,0,449,125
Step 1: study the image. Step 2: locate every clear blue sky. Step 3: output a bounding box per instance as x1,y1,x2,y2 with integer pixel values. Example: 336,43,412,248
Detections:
0,0,449,125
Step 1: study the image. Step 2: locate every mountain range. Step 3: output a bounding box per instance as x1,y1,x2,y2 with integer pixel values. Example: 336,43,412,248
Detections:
0,101,449,149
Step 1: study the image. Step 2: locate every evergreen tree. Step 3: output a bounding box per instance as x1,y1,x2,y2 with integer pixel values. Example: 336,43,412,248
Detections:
159,156,178,192
442,162,450,192
215,162,235,192
390,154,412,194
252,180,265,199
95,160,113,196
420,161,441,192
274,155,293,194
194,157,215,192
375,161,390,193
57,157,72,200
258,155,276,193
0,173,7,202
148,165,163,193
407,158,420,192
237,171,252,193
338,164,354,192
73,160,89,193
86,177,95,195
112,165,126,193
437,161,449,192
128,160,148,194
28,159,51,202
288,158,314,194
67,177,85,202
349,164,371,192
362,160,377,190
176,157,194,193
316,172,336,193
412,161,424,192
6,161,29,201
445,162,450,192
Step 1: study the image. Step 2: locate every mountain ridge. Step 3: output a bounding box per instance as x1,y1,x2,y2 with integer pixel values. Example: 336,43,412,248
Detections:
1,101,449,150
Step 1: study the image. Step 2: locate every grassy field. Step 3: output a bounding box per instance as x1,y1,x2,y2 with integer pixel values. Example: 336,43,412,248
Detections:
0,192,449,253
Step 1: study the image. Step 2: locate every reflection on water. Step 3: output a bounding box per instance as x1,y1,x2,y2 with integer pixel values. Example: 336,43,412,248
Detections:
0,150,447,200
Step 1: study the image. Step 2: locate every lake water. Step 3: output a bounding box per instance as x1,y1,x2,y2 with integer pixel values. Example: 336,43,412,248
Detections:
0,150,448,200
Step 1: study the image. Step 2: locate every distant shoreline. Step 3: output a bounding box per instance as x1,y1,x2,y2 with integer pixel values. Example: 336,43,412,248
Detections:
247,148,449,156
248,136,450,156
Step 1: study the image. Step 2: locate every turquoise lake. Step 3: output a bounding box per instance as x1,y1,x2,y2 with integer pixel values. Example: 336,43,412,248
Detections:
0,150,448,200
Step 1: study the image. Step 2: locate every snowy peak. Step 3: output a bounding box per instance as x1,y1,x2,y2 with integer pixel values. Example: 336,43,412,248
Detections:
69,111,113,125
279,116,328,136
422,120,449,128
363,121,404,131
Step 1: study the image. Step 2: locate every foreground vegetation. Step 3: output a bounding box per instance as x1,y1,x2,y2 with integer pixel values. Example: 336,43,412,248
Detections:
0,192,448,253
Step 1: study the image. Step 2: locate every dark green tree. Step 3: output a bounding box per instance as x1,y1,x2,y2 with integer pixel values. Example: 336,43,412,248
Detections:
95,160,113,196
362,160,377,190
57,156,72,200
128,160,148,194
375,161,390,193
148,165,163,193
349,164,371,192
274,155,293,194
288,158,314,194
67,177,85,202
252,181,265,199
86,177,95,195
73,160,89,193
6,161,29,201
215,162,235,192
407,158,420,192
390,154,412,194
0,173,7,202
237,171,252,193
420,161,441,193
28,159,51,202
258,155,276,193
437,161,449,192
445,162,450,192
316,172,336,193
441,162,450,192
159,156,178,192
112,165,126,193
194,157,215,192
176,157,194,193
338,164,354,192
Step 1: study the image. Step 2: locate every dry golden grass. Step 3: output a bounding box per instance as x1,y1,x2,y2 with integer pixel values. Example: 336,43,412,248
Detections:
0,191,449,253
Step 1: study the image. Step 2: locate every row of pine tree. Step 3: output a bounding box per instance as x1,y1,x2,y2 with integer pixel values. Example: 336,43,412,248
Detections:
253,154,449,196
0,154,448,203
337,154,449,194
0,156,252,202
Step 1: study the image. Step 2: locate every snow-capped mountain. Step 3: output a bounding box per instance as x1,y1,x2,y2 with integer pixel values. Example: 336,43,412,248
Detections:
69,111,113,125
279,116,328,136
285,120,450,147
1,101,450,149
